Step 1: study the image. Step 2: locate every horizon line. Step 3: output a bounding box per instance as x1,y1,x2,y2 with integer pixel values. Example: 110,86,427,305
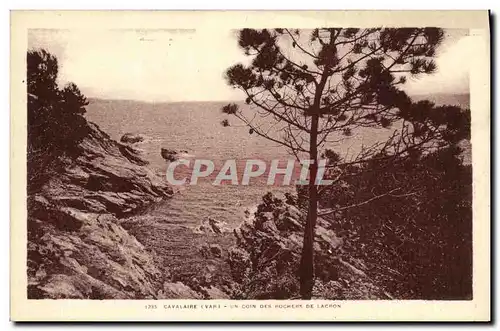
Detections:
87,91,470,104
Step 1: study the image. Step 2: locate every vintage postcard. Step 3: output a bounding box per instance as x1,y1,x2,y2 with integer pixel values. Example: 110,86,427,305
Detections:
10,10,490,322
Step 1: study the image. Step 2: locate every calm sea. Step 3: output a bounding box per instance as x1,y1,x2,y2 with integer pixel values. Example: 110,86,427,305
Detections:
85,97,470,228
86,99,297,227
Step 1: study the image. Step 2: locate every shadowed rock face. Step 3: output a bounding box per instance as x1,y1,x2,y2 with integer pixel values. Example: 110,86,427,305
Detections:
44,123,172,216
227,192,392,300
27,122,174,299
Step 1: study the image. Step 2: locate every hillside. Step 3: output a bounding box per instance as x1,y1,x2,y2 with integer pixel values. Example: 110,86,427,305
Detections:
27,121,175,299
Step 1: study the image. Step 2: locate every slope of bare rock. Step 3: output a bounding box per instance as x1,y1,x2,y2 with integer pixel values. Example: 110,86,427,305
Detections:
227,192,392,300
27,122,174,299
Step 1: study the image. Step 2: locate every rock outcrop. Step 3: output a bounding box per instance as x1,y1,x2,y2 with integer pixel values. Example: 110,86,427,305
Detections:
227,192,393,300
120,132,145,144
27,122,173,299
160,148,179,162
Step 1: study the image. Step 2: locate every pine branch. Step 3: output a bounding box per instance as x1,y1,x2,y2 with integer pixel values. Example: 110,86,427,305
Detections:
318,187,401,217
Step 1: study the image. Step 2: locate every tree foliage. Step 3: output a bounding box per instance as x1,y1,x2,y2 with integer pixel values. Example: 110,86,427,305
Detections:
222,28,470,298
221,28,466,158
313,146,472,299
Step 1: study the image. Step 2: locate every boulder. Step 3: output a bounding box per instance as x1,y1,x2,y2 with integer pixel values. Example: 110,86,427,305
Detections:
158,282,202,299
193,217,229,235
120,133,144,144
161,148,178,162
226,247,251,283
209,244,223,258
203,286,230,299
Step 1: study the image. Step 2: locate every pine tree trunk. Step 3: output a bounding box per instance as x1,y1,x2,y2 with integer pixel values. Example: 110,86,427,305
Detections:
299,113,319,299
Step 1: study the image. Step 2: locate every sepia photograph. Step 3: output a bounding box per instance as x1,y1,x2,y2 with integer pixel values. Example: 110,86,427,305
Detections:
10,10,490,322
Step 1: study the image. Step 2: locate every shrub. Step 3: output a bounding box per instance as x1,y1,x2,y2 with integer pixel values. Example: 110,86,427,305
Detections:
315,146,472,299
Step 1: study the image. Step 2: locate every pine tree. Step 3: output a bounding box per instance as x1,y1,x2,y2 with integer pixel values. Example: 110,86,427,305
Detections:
222,28,468,299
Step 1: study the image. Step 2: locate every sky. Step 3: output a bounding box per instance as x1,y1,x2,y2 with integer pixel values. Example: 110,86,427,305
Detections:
28,28,470,102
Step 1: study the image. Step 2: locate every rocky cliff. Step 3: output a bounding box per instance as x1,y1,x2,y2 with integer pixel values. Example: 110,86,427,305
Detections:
27,122,174,299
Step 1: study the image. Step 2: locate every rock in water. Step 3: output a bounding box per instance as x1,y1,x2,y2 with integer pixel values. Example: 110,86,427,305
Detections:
193,217,229,235
120,133,144,144
118,144,148,166
161,148,178,162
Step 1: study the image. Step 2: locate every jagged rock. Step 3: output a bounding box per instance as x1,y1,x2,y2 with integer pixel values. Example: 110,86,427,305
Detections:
27,210,163,299
43,123,173,217
208,218,225,234
120,133,144,144
29,198,85,232
209,244,222,258
118,144,148,166
161,148,178,162
203,286,230,299
192,225,210,235
28,122,174,299
158,282,202,299
227,192,389,299
193,217,229,235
